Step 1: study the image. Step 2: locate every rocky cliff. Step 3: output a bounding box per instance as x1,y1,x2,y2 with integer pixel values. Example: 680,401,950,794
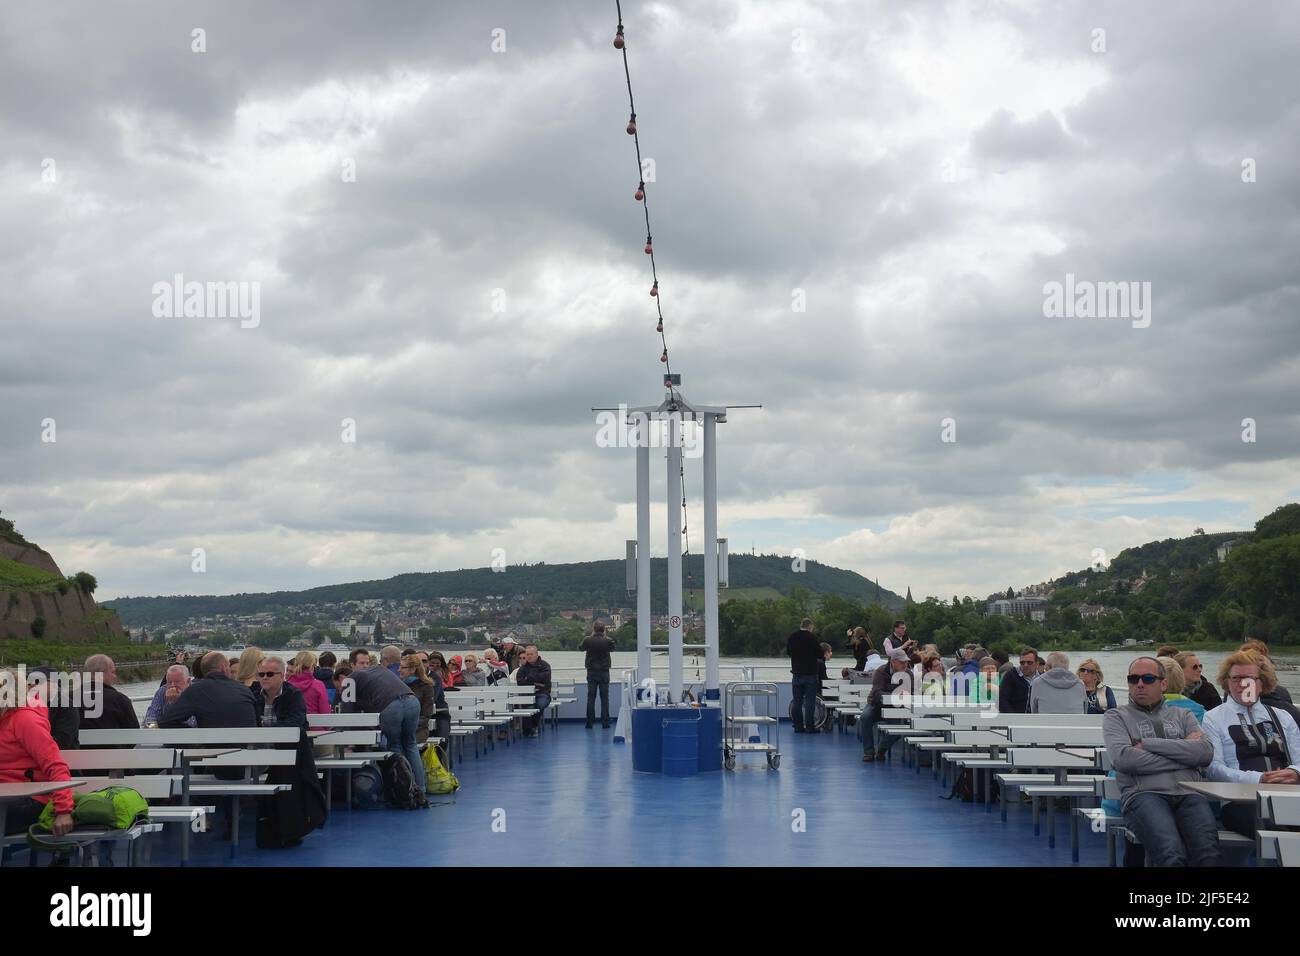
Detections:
0,525,128,643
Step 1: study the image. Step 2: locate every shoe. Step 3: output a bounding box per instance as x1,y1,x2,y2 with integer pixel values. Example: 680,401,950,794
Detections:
793,727,806,734
585,722,593,729
874,751,887,760
862,753,876,762
602,722,610,729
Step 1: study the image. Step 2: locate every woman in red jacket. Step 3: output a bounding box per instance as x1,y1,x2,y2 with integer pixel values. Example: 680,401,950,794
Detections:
0,673,76,837
286,652,331,715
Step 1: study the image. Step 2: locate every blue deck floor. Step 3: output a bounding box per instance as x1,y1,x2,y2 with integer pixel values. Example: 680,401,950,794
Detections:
171,723,1111,867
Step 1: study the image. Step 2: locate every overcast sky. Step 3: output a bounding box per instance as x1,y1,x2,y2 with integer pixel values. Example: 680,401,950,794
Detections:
2,0,1297,603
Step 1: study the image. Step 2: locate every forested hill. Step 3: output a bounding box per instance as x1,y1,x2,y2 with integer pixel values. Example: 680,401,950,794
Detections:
108,554,904,626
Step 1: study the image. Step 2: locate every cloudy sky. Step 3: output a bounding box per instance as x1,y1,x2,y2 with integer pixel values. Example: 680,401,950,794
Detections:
2,0,1297,603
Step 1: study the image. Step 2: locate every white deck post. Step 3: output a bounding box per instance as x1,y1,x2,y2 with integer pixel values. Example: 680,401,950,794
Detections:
636,420,652,689
666,413,683,702
703,414,720,701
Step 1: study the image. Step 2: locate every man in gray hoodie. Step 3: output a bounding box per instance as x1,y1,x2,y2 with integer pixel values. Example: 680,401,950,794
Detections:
1102,657,1220,866
1029,652,1087,714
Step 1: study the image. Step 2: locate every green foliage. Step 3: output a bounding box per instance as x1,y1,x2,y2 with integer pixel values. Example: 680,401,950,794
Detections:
0,511,28,545
73,571,98,595
1254,504,1300,542
0,557,65,593
108,555,907,627
30,617,46,638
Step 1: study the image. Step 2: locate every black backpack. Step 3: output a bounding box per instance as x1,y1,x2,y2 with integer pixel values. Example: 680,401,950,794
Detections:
379,754,429,810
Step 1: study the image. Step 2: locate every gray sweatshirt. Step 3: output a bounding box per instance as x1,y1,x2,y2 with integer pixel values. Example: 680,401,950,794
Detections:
1103,700,1213,810
1029,667,1087,714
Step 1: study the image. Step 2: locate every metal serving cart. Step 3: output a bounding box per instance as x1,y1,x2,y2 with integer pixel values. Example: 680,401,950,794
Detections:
723,681,780,770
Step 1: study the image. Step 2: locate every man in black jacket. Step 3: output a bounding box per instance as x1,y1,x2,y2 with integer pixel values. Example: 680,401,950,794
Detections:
29,665,80,750
516,645,552,737
580,623,615,729
787,619,823,733
998,647,1038,715
79,654,140,737
160,652,258,728
250,656,307,730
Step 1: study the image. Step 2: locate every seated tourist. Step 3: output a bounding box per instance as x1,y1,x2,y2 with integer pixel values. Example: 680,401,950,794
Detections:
160,651,258,728
1202,651,1300,836
515,645,552,737
79,654,140,732
1030,652,1086,714
862,649,912,762
1103,657,1220,867
1077,658,1116,714
998,648,1038,714
144,664,196,727
0,669,74,837
482,648,510,684
1157,656,1205,722
286,651,331,715
1240,639,1300,724
399,653,437,746
1175,652,1221,712
461,653,487,687
27,665,81,750
251,656,308,731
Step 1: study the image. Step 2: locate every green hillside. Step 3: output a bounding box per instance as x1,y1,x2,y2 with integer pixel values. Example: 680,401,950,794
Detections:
109,554,905,626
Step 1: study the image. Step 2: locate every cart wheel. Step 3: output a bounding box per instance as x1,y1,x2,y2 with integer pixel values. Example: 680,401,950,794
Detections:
725,753,736,770
767,753,780,769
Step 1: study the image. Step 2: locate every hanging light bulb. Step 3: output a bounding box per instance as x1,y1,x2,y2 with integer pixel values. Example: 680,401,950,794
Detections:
660,349,668,363
614,25,625,49
650,281,658,297
656,319,663,333
626,113,637,135
634,182,645,202
644,235,653,255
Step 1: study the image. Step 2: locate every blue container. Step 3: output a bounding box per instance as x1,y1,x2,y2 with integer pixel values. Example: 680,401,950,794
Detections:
631,707,723,773
662,719,699,776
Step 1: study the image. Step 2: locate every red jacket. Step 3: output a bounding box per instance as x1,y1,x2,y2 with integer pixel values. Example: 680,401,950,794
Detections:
0,703,75,814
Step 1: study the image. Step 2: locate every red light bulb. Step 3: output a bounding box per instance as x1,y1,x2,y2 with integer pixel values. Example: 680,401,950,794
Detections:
656,319,663,333
626,114,637,135
660,349,668,363
634,182,645,201
650,281,658,297
614,26,625,49
644,238,653,255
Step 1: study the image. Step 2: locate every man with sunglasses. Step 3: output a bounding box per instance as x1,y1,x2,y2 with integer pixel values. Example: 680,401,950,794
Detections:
251,656,307,731
998,648,1038,715
1102,657,1220,867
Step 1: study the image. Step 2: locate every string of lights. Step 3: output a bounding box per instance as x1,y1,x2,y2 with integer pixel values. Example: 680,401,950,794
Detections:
611,2,698,618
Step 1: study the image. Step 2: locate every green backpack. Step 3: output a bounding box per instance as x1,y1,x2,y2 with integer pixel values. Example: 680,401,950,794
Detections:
36,786,150,831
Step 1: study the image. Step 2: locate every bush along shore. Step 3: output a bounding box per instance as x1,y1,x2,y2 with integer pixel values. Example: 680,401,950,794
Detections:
0,641,170,681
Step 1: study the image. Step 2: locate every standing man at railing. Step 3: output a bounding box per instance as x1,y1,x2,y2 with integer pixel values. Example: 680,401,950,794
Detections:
787,618,823,734
580,622,616,730
515,645,552,738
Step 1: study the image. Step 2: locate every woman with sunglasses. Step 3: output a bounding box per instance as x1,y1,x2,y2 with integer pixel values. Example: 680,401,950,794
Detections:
1076,658,1116,714
1174,652,1221,711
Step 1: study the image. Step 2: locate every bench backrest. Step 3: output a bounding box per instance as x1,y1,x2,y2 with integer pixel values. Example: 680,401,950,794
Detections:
309,713,380,728
62,749,178,772
1006,726,1106,747
1007,747,1100,769
1259,791,1300,827
81,728,301,747
73,774,183,801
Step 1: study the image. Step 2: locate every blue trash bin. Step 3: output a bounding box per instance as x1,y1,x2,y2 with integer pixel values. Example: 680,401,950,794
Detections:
662,718,700,776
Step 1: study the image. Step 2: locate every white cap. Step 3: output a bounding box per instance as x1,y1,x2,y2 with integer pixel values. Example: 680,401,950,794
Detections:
502,636,516,645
